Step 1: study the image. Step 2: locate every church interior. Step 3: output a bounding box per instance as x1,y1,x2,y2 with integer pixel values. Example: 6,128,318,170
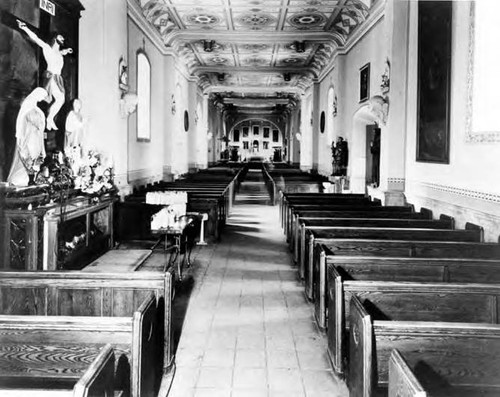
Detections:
1,0,500,396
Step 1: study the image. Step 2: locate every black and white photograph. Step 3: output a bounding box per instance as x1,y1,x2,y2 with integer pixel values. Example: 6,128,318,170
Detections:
0,1,499,396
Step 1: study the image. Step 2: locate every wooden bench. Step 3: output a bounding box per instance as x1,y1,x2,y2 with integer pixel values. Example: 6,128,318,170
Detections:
313,238,500,330
283,197,380,240
0,294,158,397
328,265,500,377
280,193,373,224
388,349,428,397
0,343,115,397
349,294,500,397
0,270,174,397
286,206,417,243
304,227,482,303
293,216,453,268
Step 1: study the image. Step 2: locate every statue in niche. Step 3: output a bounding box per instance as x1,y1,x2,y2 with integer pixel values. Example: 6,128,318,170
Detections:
65,98,85,149
17,20,73,131
331,136,348,176
7,88,48,186
368,95,389,126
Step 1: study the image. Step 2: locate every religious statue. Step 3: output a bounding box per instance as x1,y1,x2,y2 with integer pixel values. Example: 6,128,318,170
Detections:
331,136,348,176
17,20,73,131
381,58,390,93
7,87,48,186
65,98,85,149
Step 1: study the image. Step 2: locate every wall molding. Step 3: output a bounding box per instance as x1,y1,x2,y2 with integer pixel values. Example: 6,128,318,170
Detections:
417,182,500,204
387,177,405,191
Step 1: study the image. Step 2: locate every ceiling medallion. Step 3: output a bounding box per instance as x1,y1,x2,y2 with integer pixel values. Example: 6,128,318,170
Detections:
288,12,326,28
210,56,229,64
244,57,267,65
186,13,221,25
243,44,269,52
283,58,303,65
238,13,276,27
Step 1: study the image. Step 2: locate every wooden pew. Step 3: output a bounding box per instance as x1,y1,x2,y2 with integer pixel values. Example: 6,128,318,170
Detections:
286,206,416,243
328,265,500,377
304,227,482,303
0,343,115,397
313,238,500,331
349,295,500,397
388,350,427,397
283,197,380,240
0,270,174,397
0,295,158,397
280,193,373,226
294,216,453,268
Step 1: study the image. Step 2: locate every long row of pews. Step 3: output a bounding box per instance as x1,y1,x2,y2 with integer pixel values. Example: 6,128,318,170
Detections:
262,163,328,205
0,166,243,396
279,190,500,397
118,166,244,241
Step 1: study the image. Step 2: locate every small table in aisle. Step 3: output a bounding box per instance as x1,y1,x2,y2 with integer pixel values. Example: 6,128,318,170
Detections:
152,225,191,280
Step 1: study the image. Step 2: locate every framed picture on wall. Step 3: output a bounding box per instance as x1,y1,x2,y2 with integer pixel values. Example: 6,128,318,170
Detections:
416,1,451,163
359,63,370,102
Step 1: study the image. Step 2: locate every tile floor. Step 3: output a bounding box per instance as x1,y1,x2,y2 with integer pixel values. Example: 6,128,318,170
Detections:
168,197,348,396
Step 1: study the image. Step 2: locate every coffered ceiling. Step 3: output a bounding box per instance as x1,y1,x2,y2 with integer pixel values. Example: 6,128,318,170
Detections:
136,0,375,103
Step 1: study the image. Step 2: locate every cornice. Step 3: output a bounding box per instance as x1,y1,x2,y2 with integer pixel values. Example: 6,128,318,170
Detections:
318,0,386,82
127,0,171,56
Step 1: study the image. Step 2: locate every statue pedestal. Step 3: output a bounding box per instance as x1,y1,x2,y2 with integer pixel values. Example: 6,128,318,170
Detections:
328,175,346,193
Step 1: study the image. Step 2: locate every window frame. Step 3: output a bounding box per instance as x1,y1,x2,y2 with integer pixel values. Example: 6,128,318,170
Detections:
136,50,151,142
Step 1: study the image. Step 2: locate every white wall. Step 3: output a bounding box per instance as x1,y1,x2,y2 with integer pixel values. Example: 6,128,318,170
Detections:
127,18,166,186
79,0,128,192
405,1,500,241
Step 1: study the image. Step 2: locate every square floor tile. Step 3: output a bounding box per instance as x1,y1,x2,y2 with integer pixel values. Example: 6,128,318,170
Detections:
301,370,341,391
266,334,296,351
231,388,268,397
193,388,231,397
235,349,266,368
267,350,299,369
233,367,267,389
297,350,331,370
268,368,303,391
201,348,235,367
237,332,266,350
196,367,233,389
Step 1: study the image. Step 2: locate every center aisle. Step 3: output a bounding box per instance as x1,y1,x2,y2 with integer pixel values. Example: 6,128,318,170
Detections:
168,170,348,397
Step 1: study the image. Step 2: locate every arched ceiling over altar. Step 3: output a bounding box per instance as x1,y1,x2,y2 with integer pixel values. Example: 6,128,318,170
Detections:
135,0,376,108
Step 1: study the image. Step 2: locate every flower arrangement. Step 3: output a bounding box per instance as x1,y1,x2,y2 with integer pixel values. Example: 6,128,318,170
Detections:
65,146,114,195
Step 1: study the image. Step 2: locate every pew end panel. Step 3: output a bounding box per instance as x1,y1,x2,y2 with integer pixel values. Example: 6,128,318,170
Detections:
466,222,485,243
348,295,373,397
132,292,161,397
313,246,327,330
439,214,455,229
419,207,433,220
388,349,427,397
327,265,346,376
73,343,115,397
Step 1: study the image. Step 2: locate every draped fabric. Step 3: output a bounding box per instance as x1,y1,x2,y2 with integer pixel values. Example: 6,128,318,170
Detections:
7,88,47,186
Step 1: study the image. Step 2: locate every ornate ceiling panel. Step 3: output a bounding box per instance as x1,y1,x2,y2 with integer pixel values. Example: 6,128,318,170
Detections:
137,0,375,100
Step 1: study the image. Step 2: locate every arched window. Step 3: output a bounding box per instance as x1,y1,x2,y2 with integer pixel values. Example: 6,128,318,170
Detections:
327,86,335,143
137,51,151,141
